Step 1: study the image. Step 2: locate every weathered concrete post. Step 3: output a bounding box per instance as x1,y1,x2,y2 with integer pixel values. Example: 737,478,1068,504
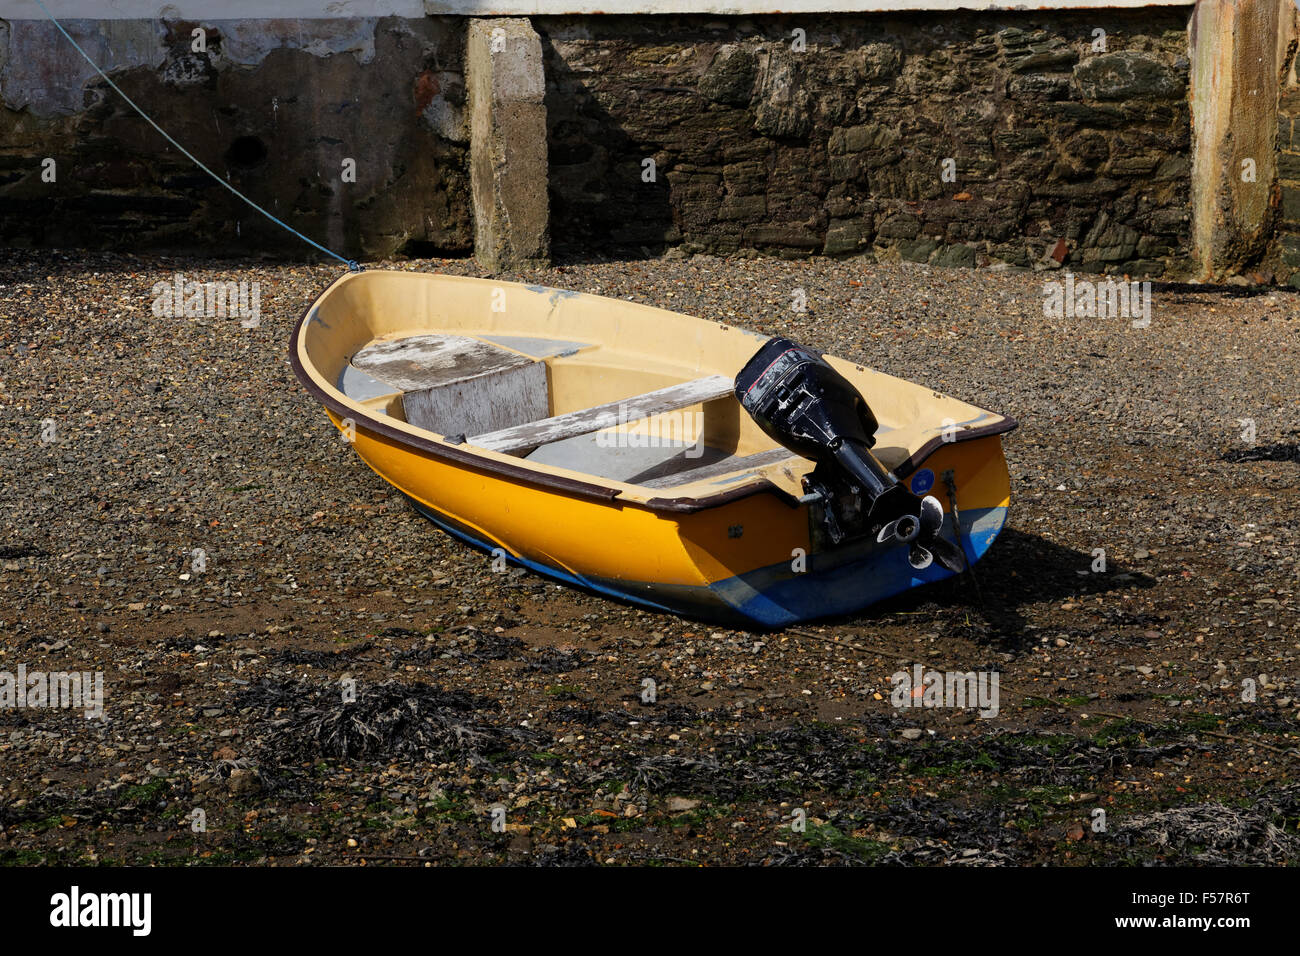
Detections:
467,17,551,272
1189,0,1296,280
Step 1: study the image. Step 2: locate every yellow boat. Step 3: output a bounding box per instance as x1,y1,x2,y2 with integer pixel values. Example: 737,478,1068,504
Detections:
290,270,1016,627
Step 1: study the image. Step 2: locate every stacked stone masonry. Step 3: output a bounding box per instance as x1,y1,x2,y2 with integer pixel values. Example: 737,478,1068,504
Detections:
540,10,1195,276
1277,77,1300,287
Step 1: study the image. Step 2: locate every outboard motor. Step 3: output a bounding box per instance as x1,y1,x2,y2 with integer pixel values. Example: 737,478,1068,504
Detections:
735,337,966,573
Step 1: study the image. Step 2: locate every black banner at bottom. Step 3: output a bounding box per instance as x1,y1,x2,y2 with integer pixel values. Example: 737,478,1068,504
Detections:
0,864,1283,944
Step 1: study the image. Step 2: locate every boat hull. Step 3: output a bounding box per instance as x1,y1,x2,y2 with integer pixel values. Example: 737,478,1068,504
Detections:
332,406,1011,628
407,495,1007,628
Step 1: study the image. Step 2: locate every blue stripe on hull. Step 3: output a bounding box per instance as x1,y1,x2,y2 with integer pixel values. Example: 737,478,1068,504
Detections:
407,496,1006,628
715,506,1005,626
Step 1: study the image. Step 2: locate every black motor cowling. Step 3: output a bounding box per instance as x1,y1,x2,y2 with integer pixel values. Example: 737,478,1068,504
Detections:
735,337,965,573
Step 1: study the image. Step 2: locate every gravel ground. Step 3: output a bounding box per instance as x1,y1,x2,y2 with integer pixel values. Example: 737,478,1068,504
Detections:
2,247,1299,866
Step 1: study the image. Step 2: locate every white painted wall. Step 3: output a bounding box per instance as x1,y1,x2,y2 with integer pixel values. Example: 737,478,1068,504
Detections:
0,0,1193,19
0,1,425,17
426,0,1192,11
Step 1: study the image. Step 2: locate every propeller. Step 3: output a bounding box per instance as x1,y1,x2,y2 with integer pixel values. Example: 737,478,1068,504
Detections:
876,494,967,574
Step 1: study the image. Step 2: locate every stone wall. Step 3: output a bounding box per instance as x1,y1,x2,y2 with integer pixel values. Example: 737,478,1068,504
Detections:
0,17,471,259
539,10,1194,275
1276,39,1300,287
0,10,1207,273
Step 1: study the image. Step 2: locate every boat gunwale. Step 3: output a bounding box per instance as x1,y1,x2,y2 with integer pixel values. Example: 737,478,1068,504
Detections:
288,274,1019,516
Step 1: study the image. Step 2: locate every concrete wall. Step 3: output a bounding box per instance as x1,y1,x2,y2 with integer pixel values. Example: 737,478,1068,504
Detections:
0,16,472,258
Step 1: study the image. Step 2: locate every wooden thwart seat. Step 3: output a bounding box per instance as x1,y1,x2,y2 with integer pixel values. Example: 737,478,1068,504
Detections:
638,447,799,489
469,374,733,455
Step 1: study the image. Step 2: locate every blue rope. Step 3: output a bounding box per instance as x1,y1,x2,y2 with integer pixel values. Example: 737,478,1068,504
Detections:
33,0,361,272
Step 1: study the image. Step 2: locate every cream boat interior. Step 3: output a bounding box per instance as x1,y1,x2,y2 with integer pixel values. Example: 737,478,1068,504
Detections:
298,271,1008,506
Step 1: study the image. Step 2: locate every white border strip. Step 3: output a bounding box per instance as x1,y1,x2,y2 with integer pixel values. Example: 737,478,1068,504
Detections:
0,0,1194,19
0,1,425,16
425,0,1193,13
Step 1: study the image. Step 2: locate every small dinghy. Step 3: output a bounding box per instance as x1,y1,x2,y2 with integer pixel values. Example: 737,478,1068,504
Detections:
291,270,1016,627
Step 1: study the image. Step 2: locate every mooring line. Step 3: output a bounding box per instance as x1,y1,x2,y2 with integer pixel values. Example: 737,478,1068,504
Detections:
32,0,361,272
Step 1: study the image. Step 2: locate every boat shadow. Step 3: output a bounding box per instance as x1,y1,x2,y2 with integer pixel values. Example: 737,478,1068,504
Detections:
1221,442,1300,463
824,528,1157,651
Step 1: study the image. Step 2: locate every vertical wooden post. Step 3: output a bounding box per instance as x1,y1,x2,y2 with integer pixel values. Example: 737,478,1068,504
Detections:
1190,0,1295,280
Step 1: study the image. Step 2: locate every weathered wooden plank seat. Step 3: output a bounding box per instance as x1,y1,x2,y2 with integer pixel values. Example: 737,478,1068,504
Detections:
638,447,799,489
350,333,548,436
469,374,734,456
352,333,535,392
